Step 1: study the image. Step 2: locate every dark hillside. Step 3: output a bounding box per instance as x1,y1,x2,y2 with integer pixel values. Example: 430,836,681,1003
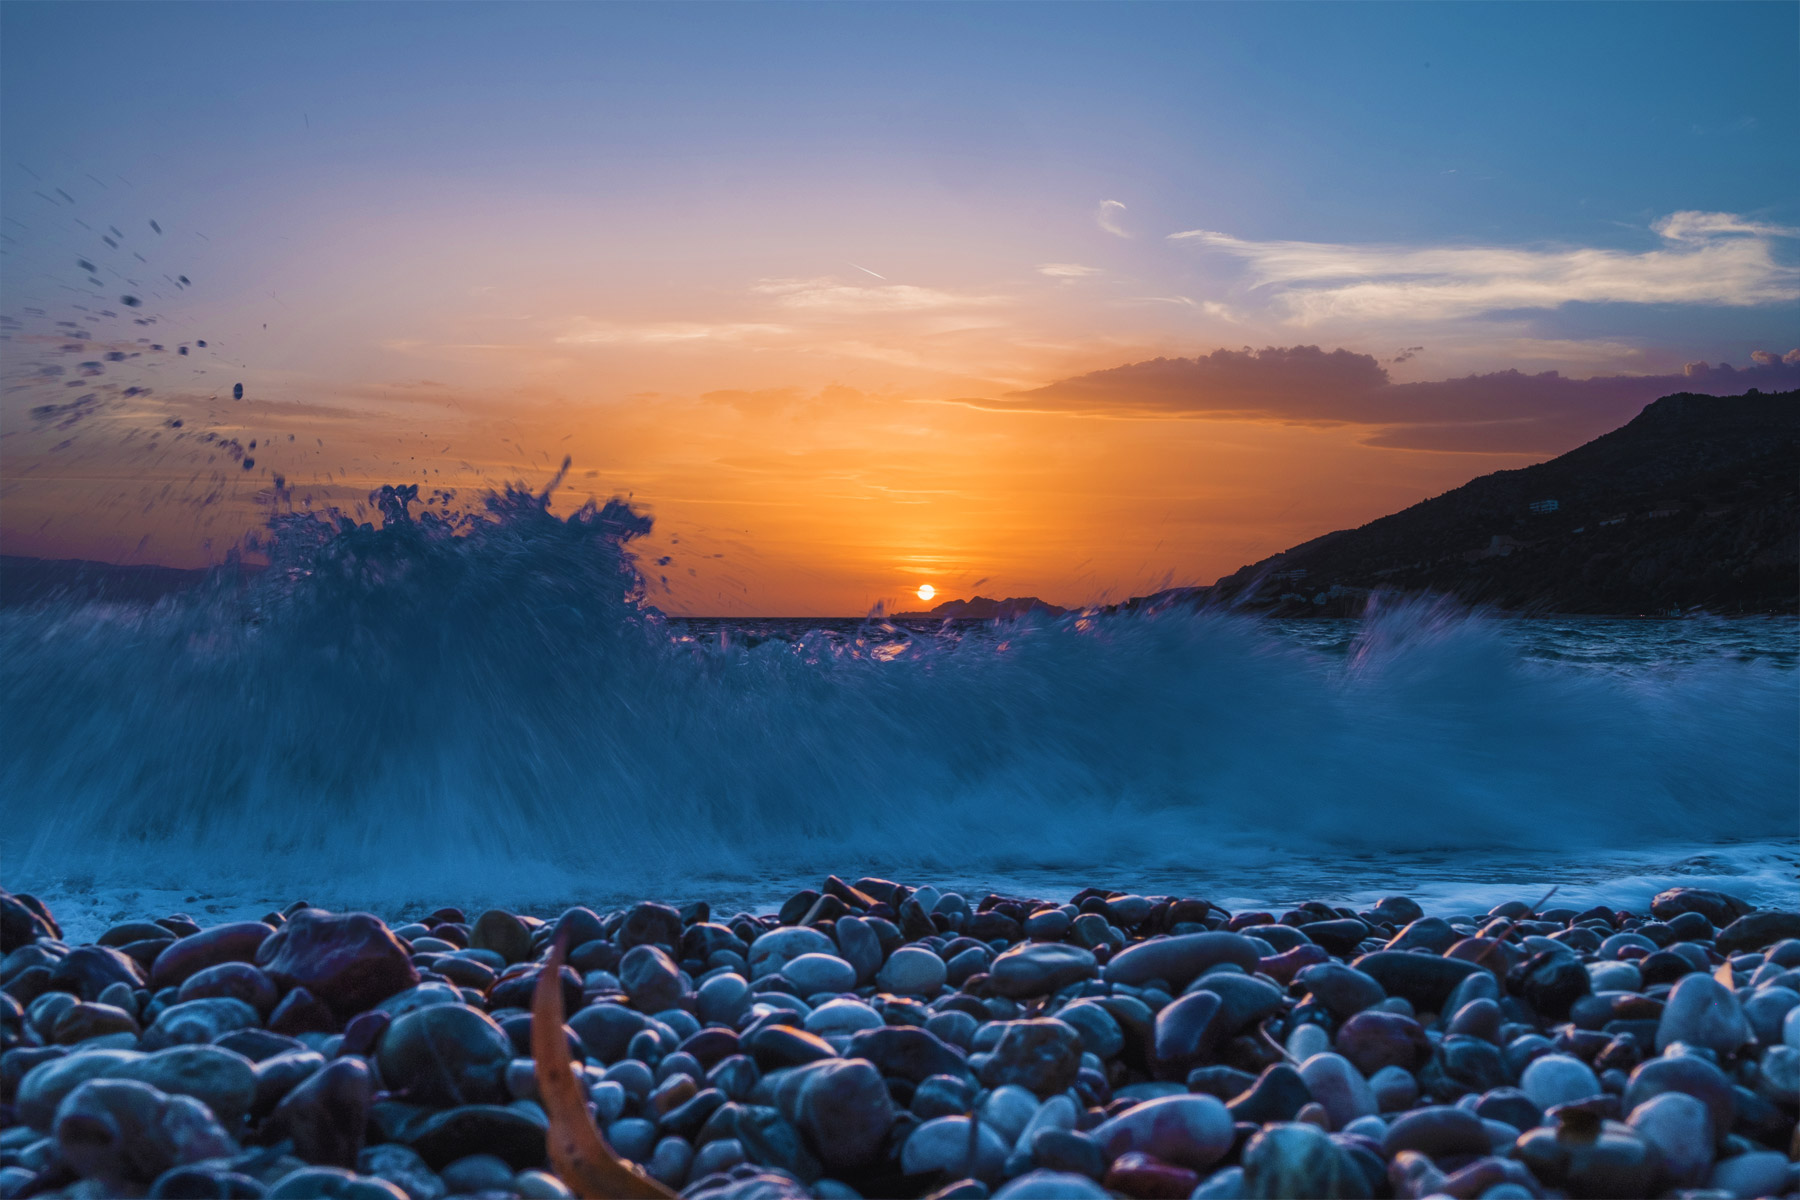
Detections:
1211,390,1799,615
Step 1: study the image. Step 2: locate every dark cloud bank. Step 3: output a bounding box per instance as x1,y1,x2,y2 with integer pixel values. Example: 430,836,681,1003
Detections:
965,344,1800,452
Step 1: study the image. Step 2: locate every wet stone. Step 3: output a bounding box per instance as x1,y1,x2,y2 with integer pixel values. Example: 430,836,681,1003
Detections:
269,1056,372,1167
1226,1063,1313,1125
143,998,260,1050
879,947,948,997
1520,1052,1601,1111
376,1004,512,1108
1104,933,1259,992
1352,951,1482,1012
1334,1010,1429,1075
1655,973,1750,1055
54,1078,238,1188
1241,1121,1359,1199
978,1019,1083,1097
988,944,1097,999
1419,1034,1510,1102
850,1025,970,1084
1297,964,1385,1019
111,1045,257,1127
1089,1094,1233,1170
178,963,279,1018
620,945,687,1013
257,911,418,1019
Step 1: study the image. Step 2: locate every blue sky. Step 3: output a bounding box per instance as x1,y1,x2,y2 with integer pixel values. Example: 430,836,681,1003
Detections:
3,3,1796,609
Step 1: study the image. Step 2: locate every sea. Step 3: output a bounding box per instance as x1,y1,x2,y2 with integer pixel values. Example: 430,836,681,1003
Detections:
3,487,1795,942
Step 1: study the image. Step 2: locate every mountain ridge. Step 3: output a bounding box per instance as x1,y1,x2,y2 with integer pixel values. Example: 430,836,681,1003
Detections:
1204,388,1799,615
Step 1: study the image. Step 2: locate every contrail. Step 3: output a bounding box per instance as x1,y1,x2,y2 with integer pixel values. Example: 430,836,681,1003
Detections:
847,262,886,280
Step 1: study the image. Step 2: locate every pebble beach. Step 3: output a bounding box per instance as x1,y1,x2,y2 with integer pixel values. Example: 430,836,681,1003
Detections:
3,879,1797,1200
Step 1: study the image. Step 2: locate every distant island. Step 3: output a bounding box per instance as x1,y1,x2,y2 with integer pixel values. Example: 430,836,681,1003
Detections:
893,595,1068,621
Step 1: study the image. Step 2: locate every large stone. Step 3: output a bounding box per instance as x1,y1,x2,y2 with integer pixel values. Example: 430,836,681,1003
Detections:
1296,1053,1376,1129
1226,1064,1313,1125
1088,1094,1233,1170
1656,973,1750,1055
978,1019,1083,1097
793,1058,895,1171
1296,964,1385,1019
49,946,147,1000
1334,1011,1429,1075
746,928,834,980
848,1025,970,1084
1419,1035,1509,1102
1381,1104,1490,1159
400,1104,548,1170
1708,1151,1792,1200
51,1001,139,1044
1519,1053,1602,1111
143,998,261,1050
780,953,857,997
1242,1122,1360,1199
877,947,947,997
1717,911,1800,955
1621,1056,1735,1148
1055,1001,1124,1060
1626,1091,1713,1188
178,963,280,1019
469,910,533,964
257,910,418,1019
833,917,882,985
269,1056,373,1167
1351,952,1483,1013
54,1078,237,1187
1742,985,1799,1047
359,1144,447,1200
1104,933,1259,991
902,1115,1009,1184
619,944,687,1013
988,944,1098,998
111,1045,258,1127
1152,991,1222,1077
995,1169,1109,1199
151,924,275,991
617,902,684,954
1513,1116,1660,1199
1384,918,1457,954
1508,951,1591,1021
17,1048,144,1131
1650,888,1751,927
377,1004,512,1107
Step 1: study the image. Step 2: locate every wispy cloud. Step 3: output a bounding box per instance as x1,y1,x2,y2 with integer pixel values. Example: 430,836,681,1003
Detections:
557,320,791,346
1037,263,1102,278
752,277,1004,314
1170,211,1800,323
1096,200,1130,239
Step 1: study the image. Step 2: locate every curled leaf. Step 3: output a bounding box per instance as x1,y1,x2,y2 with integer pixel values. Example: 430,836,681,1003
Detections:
533,930,677,1199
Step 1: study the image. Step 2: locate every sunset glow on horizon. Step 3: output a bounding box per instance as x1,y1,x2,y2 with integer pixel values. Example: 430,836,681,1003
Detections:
3,3,1795,615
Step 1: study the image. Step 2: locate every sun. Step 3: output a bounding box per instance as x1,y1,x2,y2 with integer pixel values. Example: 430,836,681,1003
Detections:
916,583,936,602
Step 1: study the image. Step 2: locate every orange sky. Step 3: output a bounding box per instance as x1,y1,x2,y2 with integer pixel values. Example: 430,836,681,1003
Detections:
5,5,1796,615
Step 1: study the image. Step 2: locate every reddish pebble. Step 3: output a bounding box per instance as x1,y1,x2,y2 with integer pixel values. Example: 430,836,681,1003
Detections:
1104,1152,1198,1199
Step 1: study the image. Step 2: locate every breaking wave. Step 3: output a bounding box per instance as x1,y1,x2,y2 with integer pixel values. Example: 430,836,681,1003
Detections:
3,479,1794,916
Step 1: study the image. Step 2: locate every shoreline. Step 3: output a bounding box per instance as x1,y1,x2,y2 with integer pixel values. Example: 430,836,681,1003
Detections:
4,876,1796,1199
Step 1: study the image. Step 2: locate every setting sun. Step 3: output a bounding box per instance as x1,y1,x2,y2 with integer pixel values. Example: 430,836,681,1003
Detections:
916,584,936,602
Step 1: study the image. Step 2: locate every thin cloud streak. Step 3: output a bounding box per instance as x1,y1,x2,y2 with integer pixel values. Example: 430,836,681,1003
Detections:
752,277,1005,314
1171,211,1800,323
557,321,792,346
1096,199,1130,238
